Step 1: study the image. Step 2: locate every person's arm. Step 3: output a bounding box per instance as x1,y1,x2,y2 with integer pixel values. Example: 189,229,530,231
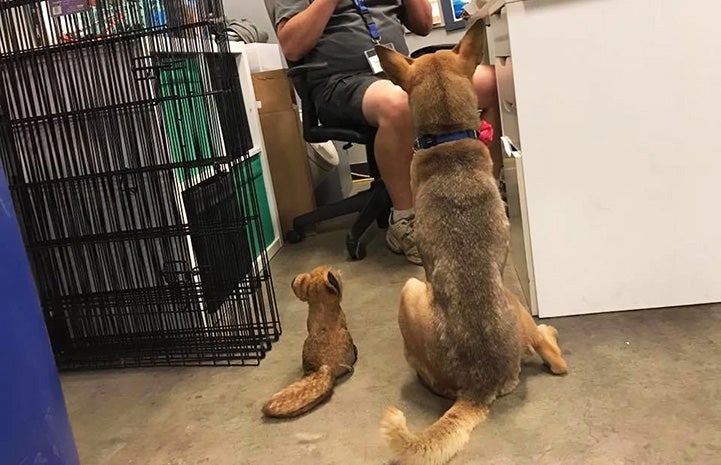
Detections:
402,0,433,36
276,0,340,62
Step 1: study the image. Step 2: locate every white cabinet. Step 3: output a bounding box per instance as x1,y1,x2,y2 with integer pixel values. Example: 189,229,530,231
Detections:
483,0,721,317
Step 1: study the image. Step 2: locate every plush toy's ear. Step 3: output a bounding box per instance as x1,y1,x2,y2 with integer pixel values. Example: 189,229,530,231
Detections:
452,19,487,76
375,44,414,90
325,270,342,295
291,273,310,302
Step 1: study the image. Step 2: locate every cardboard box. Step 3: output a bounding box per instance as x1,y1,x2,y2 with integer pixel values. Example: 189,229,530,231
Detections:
259,105,316,234
251,70,296,115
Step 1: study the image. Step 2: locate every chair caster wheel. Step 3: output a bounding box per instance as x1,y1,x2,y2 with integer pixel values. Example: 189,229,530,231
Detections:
285,229,304,244
346,236,366,260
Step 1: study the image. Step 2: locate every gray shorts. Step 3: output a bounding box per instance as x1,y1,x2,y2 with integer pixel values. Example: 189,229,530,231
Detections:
311,72,380,128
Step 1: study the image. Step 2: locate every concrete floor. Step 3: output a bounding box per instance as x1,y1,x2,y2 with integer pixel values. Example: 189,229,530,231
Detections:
61,226,721,465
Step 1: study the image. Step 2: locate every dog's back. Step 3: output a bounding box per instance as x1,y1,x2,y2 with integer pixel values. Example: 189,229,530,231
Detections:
414,136,520,403
379,35,521,401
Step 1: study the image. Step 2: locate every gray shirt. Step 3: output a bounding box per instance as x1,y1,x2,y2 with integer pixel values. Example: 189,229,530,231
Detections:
265,0,411,82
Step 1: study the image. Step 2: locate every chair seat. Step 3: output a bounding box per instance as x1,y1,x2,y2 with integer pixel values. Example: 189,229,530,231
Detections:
305,125,375,145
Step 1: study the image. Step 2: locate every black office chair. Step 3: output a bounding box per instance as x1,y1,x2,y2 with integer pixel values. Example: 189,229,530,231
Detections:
285,62,391,260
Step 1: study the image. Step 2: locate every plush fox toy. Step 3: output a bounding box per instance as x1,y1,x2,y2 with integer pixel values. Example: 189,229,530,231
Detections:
262,265,357,418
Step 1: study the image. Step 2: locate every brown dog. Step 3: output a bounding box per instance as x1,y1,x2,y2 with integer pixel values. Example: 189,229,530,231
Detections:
261,265,357,418
375,21,569,465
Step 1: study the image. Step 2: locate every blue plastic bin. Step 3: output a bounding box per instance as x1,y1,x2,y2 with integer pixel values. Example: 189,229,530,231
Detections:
0,163,80,465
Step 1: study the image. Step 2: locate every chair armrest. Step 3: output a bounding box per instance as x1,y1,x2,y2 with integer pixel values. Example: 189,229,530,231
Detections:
287,62,329,77
410,44,455,58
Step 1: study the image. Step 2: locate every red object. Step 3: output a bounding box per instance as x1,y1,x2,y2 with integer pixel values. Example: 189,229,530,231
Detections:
478,120,494,146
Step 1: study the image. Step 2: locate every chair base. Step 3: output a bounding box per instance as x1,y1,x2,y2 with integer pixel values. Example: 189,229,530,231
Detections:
285,179,391,260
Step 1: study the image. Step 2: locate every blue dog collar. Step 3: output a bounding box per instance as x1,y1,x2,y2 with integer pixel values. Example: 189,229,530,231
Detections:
413,129,480,151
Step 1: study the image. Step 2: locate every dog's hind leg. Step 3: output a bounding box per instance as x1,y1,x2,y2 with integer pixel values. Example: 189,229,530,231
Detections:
505,287,569,375
399,278,457,398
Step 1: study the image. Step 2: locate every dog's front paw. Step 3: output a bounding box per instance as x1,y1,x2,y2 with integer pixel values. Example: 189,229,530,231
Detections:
538,324,559,340
549,359,569,375
537,324,569,375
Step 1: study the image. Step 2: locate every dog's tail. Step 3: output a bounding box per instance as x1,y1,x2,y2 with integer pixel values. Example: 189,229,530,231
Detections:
381,399,488,465
261,365,335,418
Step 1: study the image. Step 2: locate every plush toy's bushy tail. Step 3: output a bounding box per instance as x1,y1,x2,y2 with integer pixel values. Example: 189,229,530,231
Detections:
381,399,488,465
261,365,334,418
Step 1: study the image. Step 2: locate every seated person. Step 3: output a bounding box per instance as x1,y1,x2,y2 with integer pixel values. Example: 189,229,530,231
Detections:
265,0,501,265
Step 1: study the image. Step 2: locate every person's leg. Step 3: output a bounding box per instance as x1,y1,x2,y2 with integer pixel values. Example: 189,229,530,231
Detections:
361,79,414,212
361,79,421,265
473,64,502,179
313,74,420,264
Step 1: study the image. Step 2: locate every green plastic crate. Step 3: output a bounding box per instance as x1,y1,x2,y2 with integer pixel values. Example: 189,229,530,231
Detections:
250,154,275,256
157,56,215,183
231,154,275,259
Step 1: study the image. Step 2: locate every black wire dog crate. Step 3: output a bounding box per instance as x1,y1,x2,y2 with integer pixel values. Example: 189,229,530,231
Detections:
0,0,281,369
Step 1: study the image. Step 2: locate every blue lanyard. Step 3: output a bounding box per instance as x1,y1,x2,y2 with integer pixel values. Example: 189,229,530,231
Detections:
352,0,382,44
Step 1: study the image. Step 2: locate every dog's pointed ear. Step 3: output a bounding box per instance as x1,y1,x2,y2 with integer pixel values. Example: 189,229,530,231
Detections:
452,19,487,76
375,44,414,89
291,273,310,302
324,270,342,296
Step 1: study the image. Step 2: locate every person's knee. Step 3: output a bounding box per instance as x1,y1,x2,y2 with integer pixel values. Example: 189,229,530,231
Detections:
376,87,412,129
473,65,498,109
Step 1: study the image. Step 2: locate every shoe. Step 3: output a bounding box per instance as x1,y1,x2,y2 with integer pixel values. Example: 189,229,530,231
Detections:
386,215,422,265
